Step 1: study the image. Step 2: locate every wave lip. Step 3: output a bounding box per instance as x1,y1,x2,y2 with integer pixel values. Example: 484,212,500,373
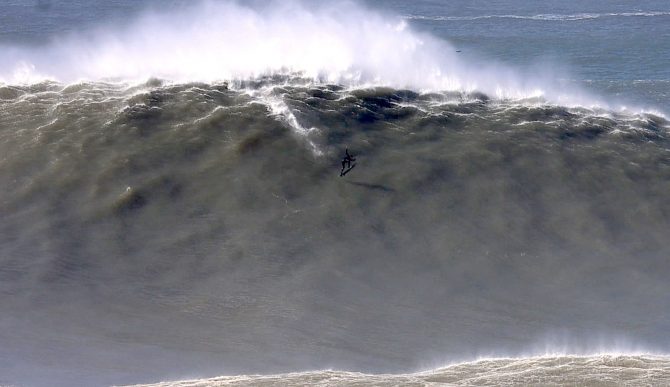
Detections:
121,354,670,386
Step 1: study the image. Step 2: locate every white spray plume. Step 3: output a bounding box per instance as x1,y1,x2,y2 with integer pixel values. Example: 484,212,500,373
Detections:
0,0,598,105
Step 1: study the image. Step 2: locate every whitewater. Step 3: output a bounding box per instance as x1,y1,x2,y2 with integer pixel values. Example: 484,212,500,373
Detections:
1,1,669,386
0,1,613,106
122,355,670,386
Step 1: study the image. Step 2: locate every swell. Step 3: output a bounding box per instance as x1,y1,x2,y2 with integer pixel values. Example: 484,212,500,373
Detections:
405,11,670,22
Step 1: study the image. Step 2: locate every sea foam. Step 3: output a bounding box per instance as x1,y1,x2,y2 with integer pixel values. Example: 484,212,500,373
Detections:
0,0,599,107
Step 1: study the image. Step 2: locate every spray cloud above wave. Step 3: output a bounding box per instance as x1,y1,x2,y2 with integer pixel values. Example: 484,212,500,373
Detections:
0,0,597,104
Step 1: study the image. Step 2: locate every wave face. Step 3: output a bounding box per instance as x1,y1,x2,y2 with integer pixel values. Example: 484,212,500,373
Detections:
1,79,669,386
1,1,670,386
125,355,670,386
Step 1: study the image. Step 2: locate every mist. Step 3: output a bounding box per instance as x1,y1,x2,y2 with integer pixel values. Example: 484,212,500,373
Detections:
0,0,600,106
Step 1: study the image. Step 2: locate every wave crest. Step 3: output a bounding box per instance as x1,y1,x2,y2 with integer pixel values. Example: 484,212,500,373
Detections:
0,0,603,107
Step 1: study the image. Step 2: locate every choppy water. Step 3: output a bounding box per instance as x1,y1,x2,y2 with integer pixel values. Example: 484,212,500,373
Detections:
1,1,669,386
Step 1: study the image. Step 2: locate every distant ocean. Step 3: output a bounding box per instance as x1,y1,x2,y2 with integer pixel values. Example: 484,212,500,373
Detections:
1,1,669,386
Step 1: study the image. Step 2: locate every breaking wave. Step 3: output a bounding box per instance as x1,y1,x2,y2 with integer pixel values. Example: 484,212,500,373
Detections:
124,355,670,386
2,2,670,386
0,0,609,108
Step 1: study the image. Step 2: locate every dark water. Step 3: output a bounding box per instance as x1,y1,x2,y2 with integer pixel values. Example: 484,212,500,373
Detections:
1,1,670,386
1,79,669,386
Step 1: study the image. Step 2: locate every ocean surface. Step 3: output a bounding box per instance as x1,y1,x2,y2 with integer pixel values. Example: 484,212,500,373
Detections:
1,1,669,386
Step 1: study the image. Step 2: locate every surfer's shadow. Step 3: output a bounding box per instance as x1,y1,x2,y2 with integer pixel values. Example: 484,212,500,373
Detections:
346,181,395,193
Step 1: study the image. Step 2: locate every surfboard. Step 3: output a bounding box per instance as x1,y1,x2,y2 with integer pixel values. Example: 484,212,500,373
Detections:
340,163,356,176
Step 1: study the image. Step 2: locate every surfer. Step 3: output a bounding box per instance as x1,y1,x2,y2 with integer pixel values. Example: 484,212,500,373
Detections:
340,148,356,176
